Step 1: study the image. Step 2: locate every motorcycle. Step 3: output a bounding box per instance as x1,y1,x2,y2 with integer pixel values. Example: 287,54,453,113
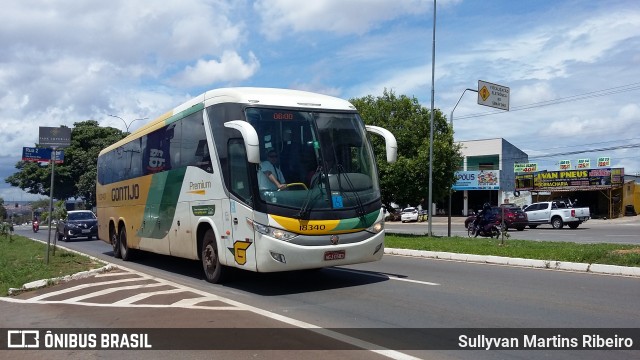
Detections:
467,215,501,238
32,220,39,233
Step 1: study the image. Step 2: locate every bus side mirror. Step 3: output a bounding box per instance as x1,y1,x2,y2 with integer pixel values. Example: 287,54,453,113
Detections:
224,120,260,163
365,125,397,163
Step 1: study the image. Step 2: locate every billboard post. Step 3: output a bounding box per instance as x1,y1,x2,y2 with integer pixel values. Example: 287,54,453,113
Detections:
39,127,71,264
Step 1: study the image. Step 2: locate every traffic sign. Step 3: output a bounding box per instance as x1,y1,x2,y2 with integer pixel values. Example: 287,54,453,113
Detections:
478,80,510,111
22,147,64,163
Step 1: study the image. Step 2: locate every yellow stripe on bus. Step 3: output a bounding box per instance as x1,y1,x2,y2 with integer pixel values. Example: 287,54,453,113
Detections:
270,214,341,235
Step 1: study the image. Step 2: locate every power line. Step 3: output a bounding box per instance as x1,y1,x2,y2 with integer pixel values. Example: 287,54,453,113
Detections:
453,82,640,120
528,143,640,159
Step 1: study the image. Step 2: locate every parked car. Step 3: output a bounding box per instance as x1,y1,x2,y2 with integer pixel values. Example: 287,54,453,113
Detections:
56,210,98,241
465,205,529,231
401,207,419,223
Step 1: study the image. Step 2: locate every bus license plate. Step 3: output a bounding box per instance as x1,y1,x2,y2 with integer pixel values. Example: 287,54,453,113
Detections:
324,250,345,261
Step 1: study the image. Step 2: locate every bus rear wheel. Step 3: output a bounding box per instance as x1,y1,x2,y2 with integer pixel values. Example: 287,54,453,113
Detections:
119,226,135,261
111,227,121,258
202,229,225,283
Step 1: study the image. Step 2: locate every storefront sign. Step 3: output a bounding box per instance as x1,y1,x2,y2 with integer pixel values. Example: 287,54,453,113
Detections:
559,160,571,170
514,163,537,173
597,157,611,167
516,168,624,190
453,170,501,190
576,158,590,169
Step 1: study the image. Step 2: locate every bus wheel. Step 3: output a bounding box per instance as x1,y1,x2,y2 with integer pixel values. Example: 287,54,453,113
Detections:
111,228,121,258
202,229,224,283
119,226,134,261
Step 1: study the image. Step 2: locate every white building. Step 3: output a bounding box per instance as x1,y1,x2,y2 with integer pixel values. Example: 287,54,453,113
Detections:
452,138,529,215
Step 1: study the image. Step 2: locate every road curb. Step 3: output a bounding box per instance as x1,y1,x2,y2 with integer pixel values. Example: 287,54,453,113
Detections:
385,248,640,278
7,264,118,296
7,237,120,295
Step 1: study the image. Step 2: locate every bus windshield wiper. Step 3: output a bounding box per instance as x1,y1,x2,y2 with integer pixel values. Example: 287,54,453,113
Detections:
298,165,324,219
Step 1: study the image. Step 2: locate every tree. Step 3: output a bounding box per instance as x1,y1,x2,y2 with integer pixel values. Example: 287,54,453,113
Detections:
350,89,463,211
0,197,6,220
5,121,125,208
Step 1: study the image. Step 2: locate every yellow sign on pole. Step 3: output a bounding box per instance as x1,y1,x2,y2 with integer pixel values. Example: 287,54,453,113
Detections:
478,80,510,111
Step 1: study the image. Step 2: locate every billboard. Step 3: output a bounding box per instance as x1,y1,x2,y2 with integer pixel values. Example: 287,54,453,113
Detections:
453,170,501,190
516,168,624,191
597,157,611,167
559,160,571,170
514,162,537,173
39,126,71,148
576,158,590,169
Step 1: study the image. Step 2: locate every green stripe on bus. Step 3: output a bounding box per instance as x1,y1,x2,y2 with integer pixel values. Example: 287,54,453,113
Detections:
138,167,187,239
332,210,379,231
165,103,204,125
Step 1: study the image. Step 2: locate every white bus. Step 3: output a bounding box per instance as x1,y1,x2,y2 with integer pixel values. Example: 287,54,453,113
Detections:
96,87,397,283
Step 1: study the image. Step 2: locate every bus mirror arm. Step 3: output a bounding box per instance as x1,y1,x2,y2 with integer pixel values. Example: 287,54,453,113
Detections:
365,125,397,163
224,120,260,163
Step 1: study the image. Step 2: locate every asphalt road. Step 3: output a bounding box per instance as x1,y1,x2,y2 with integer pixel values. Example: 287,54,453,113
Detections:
4,226,639,359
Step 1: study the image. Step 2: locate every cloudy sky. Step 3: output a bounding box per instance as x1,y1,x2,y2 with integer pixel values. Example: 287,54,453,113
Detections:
1,0,639,202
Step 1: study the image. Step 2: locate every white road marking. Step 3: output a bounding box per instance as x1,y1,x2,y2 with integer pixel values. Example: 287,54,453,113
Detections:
112,288,187,305
2,259,422,359
28,276,150,301
62,282,167,302
331,267,440,286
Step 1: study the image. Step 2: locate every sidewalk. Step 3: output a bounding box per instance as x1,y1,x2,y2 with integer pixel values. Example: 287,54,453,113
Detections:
398,214,640,225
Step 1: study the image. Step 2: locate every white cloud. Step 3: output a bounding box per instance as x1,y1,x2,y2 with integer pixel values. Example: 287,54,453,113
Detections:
171,51,260,87
254,0,430,40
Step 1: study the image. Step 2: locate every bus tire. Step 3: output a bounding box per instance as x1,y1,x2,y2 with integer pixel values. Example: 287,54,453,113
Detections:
202,229,224,283
111,226,121,259
119,226,135,261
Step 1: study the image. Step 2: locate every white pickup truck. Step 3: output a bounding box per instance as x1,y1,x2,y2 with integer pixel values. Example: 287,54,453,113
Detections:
523,200,590,229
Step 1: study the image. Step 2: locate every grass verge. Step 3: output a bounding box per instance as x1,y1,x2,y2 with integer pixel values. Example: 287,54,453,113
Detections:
0,234,104,296
385,234,640,267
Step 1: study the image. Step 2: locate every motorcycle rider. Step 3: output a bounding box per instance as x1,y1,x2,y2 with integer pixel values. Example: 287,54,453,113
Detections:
473,203,494,237
32,215,39,232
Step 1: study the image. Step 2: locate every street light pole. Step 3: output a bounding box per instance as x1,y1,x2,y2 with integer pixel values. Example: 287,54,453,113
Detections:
427,0,436,237
108,114,148,132
447,88,477,237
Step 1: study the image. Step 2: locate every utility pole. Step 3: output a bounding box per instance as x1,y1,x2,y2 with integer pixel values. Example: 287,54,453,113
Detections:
447,88,477,237
427,0,437,236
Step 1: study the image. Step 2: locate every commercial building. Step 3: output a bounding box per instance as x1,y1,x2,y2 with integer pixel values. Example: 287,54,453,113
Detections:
451,138,528,216
450,138,639,219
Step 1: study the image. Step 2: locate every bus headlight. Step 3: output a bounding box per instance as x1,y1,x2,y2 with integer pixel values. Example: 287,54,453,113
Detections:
366,220,384,234
250,220,298,241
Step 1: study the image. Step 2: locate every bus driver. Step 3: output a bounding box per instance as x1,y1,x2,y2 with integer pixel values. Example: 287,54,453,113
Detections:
258,149,286,191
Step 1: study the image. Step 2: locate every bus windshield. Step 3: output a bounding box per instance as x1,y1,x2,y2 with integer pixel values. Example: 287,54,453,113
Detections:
246,107,380,213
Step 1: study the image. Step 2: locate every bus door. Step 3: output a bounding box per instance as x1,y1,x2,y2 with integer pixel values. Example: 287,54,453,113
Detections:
224,141,257,271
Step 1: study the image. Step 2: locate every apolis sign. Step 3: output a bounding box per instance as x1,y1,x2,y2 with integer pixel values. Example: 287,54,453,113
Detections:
478,80,510,111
